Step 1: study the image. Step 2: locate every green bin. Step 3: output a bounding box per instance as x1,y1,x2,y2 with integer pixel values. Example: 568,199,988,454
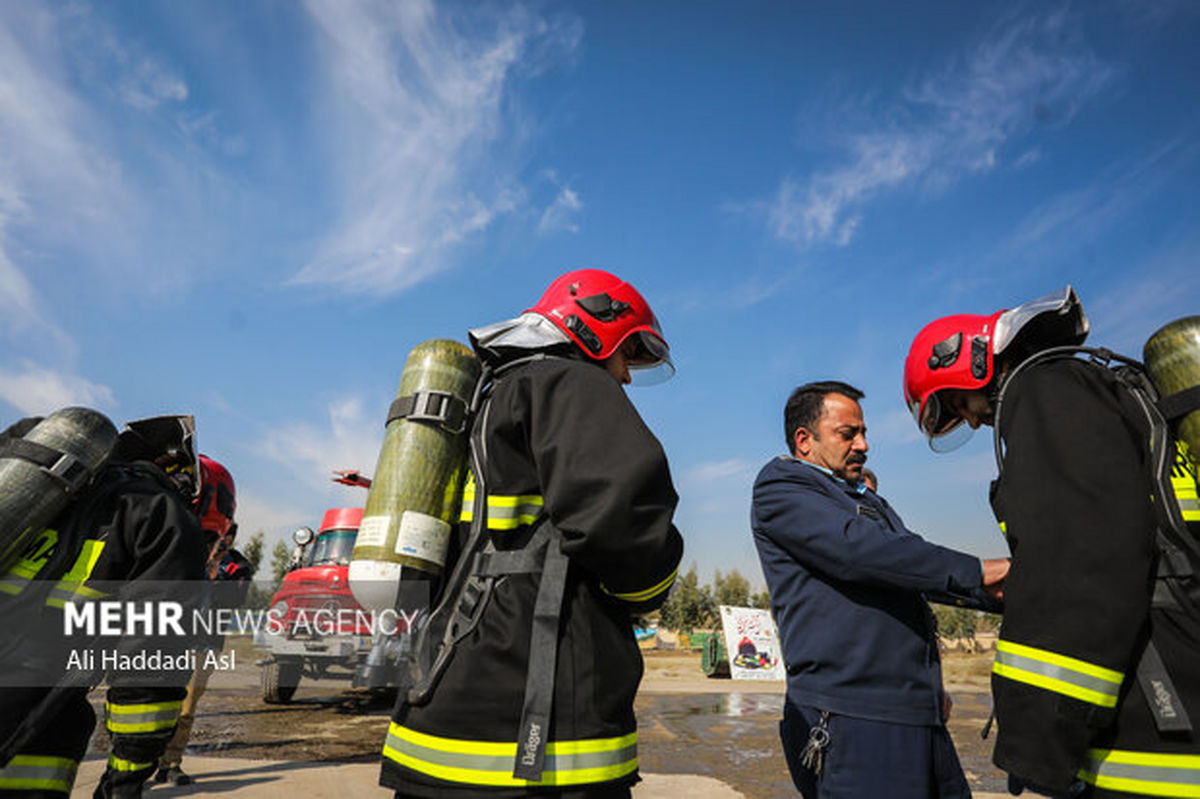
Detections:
701,633,730,678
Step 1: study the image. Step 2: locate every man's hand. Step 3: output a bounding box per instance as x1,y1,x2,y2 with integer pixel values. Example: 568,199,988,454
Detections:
981,557,1010,600
942,692,953,723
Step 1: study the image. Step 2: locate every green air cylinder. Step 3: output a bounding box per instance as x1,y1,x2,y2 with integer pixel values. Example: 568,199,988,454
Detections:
349,339,481,614
1144,315,1200,465
0,407,118,574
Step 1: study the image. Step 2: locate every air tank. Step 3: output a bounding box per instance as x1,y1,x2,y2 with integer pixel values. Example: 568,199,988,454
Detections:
1144,315,1200,464
0,407,118,574
349,340,481,614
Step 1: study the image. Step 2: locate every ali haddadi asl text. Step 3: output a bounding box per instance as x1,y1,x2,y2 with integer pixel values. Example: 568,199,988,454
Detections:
65,648,235,672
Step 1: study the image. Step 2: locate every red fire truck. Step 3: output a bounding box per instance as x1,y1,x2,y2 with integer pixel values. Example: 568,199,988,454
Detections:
256,507,373,703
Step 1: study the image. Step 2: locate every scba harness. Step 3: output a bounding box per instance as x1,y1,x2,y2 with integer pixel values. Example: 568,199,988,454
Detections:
992,345,1200,737
400,354,574,782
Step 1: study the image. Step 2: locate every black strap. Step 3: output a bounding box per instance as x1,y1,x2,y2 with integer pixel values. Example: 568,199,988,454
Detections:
512,530,570,781
387,391,468,434
0,438,92,492
474,548,546,577
1158,384,1200,423
1136,639,1193,734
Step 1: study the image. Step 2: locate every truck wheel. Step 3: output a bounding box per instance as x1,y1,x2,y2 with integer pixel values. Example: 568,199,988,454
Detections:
262,660,301,704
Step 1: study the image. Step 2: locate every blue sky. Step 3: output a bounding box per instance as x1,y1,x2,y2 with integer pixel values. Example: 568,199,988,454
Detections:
2,1,1197,587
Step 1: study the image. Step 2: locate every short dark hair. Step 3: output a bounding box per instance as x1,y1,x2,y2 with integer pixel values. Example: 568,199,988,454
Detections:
784,380,865,454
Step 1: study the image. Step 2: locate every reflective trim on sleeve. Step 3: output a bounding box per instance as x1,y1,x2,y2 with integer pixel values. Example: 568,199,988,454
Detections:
603,567,678,604
0,754,78,794
1079,748,1200,797
105,700,183,733
993,639,1124,708
459,483,545,531
382,723,637,787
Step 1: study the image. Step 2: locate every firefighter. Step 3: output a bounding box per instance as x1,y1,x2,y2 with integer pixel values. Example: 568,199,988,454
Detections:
0,415,208,799
153,455,247,786
903,287,1200,797
380,268,684,797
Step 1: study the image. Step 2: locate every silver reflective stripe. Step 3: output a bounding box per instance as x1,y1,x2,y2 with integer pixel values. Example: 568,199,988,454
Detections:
0,574,28,596
0,755,78,793
106,700,183,733
1080,748,1200,796
383,724,637,787
993,640,1122,707
46,582,106,608
460,487,544,532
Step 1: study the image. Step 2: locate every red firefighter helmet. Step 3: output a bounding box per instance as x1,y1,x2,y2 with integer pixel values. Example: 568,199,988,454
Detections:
904,287,1088,451
196,454,236,537
526,269,674,384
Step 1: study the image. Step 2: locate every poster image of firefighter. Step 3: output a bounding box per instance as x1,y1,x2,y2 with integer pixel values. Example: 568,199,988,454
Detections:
718,605,785,681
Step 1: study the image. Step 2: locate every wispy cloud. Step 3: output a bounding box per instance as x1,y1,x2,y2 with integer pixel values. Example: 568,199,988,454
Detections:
538,185,583,234
764,9,1113,249
0,1,219,353
686,457,757,484
257,396,383,493
292,0,581,295
234,492,312,545
0,362,116,417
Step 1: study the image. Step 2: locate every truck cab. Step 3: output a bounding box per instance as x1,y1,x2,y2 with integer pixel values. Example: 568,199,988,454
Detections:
257,508,372,703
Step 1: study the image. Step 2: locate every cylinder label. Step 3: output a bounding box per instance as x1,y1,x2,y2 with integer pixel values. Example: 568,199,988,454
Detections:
357,515,391,549
395,511,451,567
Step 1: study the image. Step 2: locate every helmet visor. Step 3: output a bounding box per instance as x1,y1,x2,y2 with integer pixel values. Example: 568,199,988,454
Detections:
627,330,675,386
918,392,975,452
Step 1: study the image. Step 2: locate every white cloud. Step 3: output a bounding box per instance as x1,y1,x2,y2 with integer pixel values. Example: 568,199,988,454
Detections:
686,457,756,484
292,0,580,295
233,492,312,547
257,396,383,493
116,55,188,110
765,9,1113,249
0,362,115,417
538,185,583,234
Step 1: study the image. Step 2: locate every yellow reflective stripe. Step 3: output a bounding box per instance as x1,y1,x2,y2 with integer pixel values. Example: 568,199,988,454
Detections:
9,529,58,580
459,487,545,531
105,700,183,733
0,575,27,595
1079,748,1200,797
1172,441,1199,521
603,567,678,603
46,583,107,609
383,723,637,787
61,540,105,582
994,640,1123,707
106,754,154,772
461,477,477,521
0,754,77,794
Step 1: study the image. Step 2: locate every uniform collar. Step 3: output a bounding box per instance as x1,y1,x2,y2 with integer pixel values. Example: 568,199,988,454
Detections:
784,455,867,494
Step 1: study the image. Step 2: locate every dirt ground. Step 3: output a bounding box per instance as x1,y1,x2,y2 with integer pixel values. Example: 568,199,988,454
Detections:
86,641,1007,797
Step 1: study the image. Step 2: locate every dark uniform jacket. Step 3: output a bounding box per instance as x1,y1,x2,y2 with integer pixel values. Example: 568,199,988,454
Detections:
0,460,205,797
752,456,983,725
381,356,684,796
990,357,1200,796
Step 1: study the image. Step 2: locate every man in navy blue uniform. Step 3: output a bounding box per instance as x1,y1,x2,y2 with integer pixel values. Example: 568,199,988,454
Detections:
752,380,1009,798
